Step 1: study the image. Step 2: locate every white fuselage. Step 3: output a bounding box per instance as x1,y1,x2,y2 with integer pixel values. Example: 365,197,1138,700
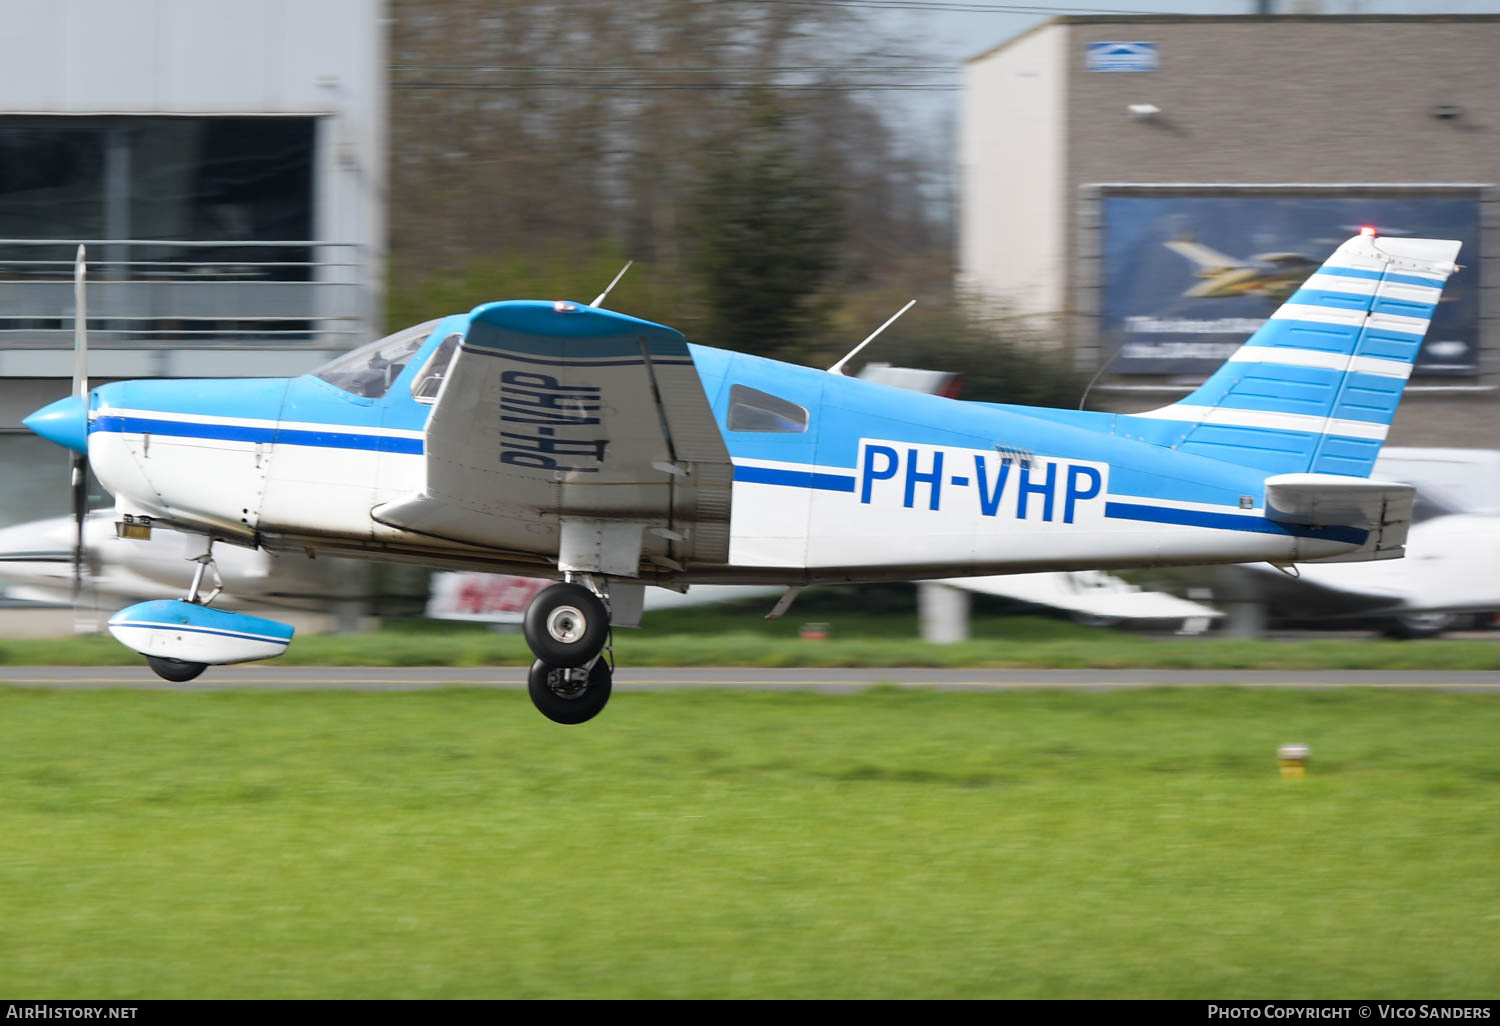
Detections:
87,406,1359,587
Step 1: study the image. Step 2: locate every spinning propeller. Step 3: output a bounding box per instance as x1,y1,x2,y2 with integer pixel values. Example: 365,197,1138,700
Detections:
70,245,88,609
21,246,95,619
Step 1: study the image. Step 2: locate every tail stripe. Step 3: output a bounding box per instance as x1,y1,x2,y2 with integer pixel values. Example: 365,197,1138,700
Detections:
1365,311,1432,337
1133,404,1389,440
1300,273,1380,296
1270,303,1370,328
1227,347,1412,379
1321,264,1449,286
1310,272,1448,302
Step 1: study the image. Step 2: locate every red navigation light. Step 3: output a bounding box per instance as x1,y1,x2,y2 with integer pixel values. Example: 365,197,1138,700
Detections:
553,301,578,313
1360,225,1378,237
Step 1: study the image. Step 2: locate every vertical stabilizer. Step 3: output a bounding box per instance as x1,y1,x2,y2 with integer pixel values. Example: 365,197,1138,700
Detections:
1122,232,1461,477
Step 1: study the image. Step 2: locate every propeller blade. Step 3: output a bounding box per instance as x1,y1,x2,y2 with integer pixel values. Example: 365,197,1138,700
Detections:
70,245,90,618
73,244,87,401
70,455,86,607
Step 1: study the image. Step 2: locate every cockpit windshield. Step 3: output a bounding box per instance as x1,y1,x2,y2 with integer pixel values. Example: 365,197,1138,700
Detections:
313,319,443,399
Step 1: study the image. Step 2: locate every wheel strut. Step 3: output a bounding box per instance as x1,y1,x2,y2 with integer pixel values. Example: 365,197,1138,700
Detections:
523,573,617,722
186,538,223,606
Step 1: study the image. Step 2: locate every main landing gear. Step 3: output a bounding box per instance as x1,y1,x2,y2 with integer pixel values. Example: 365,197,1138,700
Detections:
522,578,614,724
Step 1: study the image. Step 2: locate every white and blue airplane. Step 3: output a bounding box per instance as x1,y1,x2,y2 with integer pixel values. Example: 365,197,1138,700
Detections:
23,229,1460,722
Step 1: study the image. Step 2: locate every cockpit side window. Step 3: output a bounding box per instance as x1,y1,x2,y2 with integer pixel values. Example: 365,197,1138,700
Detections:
728,384,808,433
313,319,442,399
411,333,462,404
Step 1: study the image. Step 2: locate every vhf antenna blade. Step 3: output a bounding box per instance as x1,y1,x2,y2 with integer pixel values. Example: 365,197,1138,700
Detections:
591,261,634,308
828,299,916,376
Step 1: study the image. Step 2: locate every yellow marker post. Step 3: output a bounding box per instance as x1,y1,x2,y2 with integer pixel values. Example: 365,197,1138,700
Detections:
1278,743,1310,779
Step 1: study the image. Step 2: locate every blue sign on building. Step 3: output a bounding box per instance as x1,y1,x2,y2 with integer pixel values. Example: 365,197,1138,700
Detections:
1086,42,1158,72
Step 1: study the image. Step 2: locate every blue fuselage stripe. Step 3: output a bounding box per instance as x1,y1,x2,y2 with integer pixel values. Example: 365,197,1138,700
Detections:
1102,501,1368,544
91,416,425,455
734,464,1366,542
734,464,857,492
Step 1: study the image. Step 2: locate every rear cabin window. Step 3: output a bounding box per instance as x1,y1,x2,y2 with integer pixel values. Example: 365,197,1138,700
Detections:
728,384,808,433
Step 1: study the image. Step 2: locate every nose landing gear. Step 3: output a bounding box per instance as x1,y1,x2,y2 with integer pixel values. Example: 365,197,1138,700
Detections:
110,537,294,683
522,576,614,724
140,541,224,683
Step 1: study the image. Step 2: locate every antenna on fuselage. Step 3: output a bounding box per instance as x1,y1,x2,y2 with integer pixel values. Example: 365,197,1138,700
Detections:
590,261,634,308
828,299,916,376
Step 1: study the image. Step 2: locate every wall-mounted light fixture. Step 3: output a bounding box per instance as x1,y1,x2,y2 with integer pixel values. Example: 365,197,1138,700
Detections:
1128,103,1161,120
1430,104,1463,120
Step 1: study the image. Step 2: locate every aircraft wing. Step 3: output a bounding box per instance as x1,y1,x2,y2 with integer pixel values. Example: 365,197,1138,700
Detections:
372,301,733,575
1264,474,1414,562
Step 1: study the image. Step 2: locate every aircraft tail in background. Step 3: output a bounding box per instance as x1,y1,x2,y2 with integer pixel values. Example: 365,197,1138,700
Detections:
1120,231,1462,478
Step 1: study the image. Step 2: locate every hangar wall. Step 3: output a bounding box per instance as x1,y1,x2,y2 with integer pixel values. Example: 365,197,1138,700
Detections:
959,25,1068,319
0,0,387,530
961,14,1500,448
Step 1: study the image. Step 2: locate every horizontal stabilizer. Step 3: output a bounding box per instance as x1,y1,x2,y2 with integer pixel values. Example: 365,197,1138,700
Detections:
1264,473,1414,562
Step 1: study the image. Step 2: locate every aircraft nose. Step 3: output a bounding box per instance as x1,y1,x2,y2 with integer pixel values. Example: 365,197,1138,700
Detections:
23,395,88,455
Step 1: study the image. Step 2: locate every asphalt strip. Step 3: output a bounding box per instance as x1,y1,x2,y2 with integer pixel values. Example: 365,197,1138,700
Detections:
2,666,1499,692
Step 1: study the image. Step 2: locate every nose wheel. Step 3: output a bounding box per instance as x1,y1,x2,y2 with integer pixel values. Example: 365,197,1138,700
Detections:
143,539,221,683
146,655,208,683
522,579,614,723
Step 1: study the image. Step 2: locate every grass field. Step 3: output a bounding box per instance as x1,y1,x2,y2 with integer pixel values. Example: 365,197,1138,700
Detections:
2,684,1498,998
8,608,1500,669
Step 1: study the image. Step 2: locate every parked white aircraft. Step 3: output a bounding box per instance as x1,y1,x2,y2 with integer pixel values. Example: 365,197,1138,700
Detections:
1225,449,1500,636
0,511,351,612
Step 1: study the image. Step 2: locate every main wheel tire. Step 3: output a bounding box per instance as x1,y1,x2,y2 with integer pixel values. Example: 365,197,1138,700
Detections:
523,583,609,667
146,655,208,683
528,659,612,725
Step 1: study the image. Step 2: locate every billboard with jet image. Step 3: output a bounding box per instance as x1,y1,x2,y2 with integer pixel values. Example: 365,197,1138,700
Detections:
1100,192,1481,377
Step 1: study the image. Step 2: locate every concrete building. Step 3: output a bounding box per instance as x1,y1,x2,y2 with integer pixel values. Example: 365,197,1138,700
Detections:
960,14,1500,447
0,0,386,529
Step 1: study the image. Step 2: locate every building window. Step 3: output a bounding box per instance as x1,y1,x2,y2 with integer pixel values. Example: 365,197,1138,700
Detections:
0,115,318,344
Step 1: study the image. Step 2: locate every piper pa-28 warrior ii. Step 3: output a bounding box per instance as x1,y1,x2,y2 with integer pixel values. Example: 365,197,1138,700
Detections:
24,230,1460,723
